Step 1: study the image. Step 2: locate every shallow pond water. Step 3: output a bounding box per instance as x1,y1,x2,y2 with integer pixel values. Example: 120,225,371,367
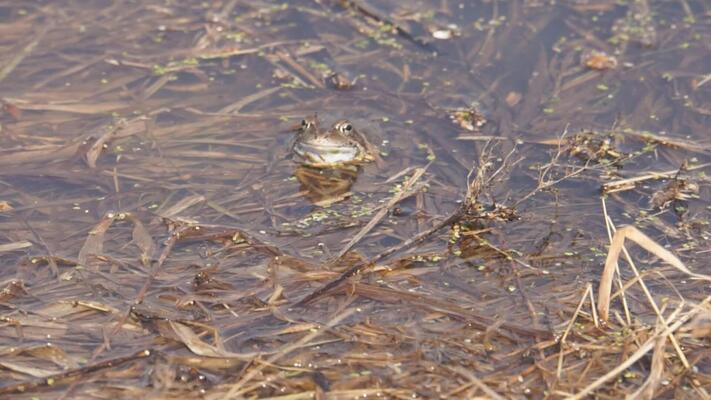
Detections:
0,1,709,398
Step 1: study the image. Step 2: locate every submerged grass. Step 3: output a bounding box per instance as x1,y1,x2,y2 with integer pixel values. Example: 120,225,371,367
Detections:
0,0,709,399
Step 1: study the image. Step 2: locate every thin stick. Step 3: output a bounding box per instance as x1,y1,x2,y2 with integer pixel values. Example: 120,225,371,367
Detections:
603,162,711,193
339,0,433,50
556,284,592,379
588,285,599,328
0,21,52,83
331,166,427,262
295,209,464,305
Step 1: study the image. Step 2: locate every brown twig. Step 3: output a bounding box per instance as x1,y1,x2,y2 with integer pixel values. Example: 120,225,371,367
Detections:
515,125,591,207
602,162,711,193
295,208,465,306
0,350,153,395
296,145,498,306
336,0,433,50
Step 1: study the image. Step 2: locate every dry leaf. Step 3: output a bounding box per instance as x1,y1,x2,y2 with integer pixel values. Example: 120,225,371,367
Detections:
505,91,522,107
583,50,618,70
0,201,13,212
126,214,156,267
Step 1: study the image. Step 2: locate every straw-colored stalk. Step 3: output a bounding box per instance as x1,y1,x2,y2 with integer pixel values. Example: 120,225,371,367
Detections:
597,225,711,322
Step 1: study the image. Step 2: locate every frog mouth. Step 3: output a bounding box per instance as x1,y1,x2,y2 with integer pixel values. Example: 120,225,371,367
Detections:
293,142,360,164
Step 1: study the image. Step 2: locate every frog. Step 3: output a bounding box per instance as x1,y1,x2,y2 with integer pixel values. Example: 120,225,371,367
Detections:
292,115,376,168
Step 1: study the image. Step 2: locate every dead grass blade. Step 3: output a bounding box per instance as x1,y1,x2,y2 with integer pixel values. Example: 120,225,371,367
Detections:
630,334,666,400
0,21,53,83
7,98,128,114
85,117,149,168
75,213,154,268
556,284,592,379
601,197,632,324
597,225,711,321
0,360,57,378
0,241,33,253
126,214,156,268
0,143,82,166
167,321,259,360
569,299,708,400
157,194,206,219
77,214,116,267
218,87,281,114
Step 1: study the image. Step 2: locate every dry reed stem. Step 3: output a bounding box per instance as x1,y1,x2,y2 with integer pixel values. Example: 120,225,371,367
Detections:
0,240,33,252
255,388,411,400
0,350,153,396
597,224,711,321
629,333,667,400
601,197,632,324
602,162,711,193
556,283,592,379
621,130,711,154
587,286,599,328
569,299,708,400
598,218,698,368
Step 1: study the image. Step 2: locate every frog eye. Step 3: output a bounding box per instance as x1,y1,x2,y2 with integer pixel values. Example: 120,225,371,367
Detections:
302,119,315,130
342,123,353,133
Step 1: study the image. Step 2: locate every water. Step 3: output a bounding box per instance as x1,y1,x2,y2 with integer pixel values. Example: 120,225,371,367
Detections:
0,1,709,398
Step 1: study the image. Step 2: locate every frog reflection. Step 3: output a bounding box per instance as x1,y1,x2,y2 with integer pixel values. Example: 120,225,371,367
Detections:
293,165,358,206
